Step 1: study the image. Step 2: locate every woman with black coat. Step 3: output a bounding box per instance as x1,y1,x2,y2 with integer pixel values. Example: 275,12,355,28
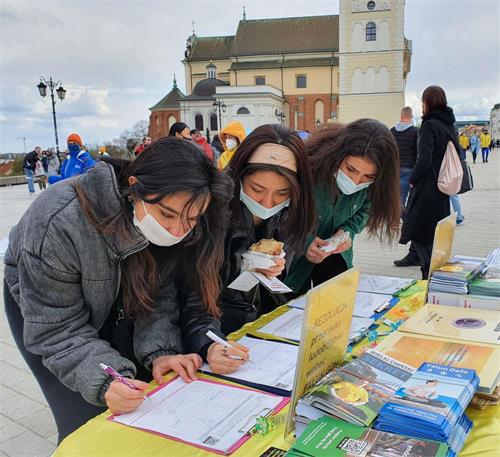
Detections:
400,86,461,278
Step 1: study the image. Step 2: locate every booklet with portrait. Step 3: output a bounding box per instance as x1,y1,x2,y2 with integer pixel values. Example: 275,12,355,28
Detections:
296,350,414,427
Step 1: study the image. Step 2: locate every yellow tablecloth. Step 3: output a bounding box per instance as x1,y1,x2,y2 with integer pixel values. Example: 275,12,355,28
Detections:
54,282,500,456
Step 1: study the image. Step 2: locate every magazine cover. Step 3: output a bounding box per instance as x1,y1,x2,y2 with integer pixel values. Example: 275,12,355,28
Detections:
375,333,499,393
304,369,395,426
399,304,500,345
286,416,448,457
342,350,415,392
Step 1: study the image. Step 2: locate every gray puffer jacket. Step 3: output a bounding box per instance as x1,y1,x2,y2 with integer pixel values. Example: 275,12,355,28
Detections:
4,162,222,405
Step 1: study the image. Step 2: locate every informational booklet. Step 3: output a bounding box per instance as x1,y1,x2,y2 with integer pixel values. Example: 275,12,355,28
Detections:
354,292,394,318
110,376,287,455
297,351,412,427
287,415,449,457
202,336,299,395
258,308,305,341
399,304,500,345
375,362,478,449
376,332,500,393
357,275,416,296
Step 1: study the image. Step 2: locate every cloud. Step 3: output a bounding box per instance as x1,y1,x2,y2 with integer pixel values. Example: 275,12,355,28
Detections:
0,0,499,153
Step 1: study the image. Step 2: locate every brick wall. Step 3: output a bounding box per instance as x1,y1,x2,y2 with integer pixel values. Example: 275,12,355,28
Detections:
149,110,181,139
284,94,339,131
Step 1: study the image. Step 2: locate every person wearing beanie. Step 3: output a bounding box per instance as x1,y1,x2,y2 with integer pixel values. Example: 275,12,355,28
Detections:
49,133,96,184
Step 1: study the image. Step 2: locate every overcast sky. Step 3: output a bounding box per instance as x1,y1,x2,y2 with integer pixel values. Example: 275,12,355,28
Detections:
0,0,498,153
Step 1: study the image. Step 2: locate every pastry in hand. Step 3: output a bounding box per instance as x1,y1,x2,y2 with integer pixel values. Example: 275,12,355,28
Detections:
249,238,284,256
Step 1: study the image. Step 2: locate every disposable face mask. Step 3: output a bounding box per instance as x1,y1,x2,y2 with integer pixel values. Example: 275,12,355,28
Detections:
225,138,238,150
133,200,191,247
240,186,289,220
336,169,373,195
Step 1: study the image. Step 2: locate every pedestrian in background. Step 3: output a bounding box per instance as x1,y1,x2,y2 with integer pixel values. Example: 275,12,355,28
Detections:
217,121,247,169
469,131,481,164
34,158,47,190
480,129,491,163
44,149,60,177
458,131,469,157
23,146,41,194
190,129,214,161
400,85,460,279
49,133,96,184
391,106,420,268
168,122,192,140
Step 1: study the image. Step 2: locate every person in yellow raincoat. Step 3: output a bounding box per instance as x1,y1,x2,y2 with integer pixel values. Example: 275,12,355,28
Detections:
458,131,469,154
217,121,247,169
479,129,491,163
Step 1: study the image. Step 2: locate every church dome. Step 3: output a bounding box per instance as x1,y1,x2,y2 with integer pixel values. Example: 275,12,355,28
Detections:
192,78,228,97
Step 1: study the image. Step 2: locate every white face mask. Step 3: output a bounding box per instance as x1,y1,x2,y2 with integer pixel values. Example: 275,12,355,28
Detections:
336,169,373,195
240,186,290,220
225,138,238,150
133,200,191,247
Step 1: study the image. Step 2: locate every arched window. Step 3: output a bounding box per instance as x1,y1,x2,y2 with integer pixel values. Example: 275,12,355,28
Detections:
366,22,376,41
314,100,324,124
168,115,176,129
352,67,363,93
237,107,250,115
210,113,218,131
365,67,376,93
195,114,204,131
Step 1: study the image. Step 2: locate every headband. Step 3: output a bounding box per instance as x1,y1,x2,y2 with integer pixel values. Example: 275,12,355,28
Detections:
247,143,297,172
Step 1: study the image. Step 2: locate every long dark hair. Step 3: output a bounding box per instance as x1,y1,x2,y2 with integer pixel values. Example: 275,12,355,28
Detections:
75,137,233,317
422,85,448,116
308,119,400,242
227,124,315,251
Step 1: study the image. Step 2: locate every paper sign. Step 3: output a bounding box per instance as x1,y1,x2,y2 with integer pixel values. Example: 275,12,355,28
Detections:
285,268,359,440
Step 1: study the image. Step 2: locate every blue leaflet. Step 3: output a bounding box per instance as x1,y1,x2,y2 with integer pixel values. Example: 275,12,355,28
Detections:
374,362,478,455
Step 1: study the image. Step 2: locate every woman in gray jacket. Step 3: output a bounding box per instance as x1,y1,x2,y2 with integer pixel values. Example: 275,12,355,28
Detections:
3,137,248,443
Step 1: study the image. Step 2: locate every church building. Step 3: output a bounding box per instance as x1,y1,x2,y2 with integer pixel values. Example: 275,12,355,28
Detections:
149,0,412,138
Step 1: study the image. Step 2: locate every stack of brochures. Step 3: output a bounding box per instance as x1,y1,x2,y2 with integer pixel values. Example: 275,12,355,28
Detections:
374,362,478,456
428,259,483,294
468,266,500,297
295,350,414,428
287,415,450,457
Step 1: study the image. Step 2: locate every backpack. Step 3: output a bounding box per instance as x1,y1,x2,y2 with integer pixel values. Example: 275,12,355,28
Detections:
437,141,463,195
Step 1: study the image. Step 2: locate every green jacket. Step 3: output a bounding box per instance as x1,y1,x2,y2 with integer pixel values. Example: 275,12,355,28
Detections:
285,185,370,293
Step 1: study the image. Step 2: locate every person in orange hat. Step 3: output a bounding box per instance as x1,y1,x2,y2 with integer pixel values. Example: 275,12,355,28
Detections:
49,133,96,184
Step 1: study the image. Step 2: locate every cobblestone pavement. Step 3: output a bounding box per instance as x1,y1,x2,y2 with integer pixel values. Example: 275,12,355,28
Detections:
0,154,498,456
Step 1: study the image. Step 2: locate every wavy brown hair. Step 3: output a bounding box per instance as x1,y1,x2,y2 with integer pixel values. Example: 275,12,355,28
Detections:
74,137,233,318
308,119,400,241
227,124,316,252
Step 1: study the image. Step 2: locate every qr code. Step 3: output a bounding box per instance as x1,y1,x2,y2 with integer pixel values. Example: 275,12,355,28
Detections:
338,437,367,455
203,436,220,445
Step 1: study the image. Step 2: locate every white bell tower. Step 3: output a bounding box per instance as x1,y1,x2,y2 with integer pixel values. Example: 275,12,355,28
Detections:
338,0,412,126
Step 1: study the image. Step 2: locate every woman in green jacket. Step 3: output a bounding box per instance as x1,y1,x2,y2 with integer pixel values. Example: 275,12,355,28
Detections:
286,119,401,295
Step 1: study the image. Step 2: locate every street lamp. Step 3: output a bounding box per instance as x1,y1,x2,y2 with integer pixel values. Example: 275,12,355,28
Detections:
275,108,285,124
37,76,67,153
212,99,226,131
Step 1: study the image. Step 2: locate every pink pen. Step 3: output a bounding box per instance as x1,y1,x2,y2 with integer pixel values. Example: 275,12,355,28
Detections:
99,363,151,401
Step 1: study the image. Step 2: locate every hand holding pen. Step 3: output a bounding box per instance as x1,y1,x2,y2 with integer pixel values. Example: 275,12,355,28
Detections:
205,331,251,375
100,363,151,415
